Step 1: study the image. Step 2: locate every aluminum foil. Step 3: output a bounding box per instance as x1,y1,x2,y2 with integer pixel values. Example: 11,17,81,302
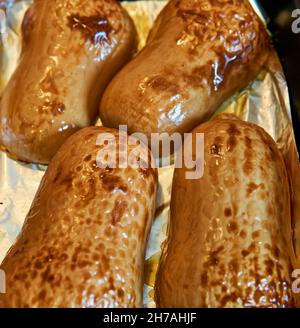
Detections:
0,0,299,308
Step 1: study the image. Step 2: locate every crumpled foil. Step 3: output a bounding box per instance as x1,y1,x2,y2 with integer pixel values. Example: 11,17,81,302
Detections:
0,0,299,308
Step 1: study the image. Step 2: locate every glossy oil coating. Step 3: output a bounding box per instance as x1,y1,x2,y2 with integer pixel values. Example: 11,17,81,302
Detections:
100,0,271,140
155,114,297,308
0,127,157,308
0,0,137,164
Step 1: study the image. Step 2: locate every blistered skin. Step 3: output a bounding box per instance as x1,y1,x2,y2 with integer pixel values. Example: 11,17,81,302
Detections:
0,127,157,308
0,0,137,164
100,0,271,140
155,114,297,308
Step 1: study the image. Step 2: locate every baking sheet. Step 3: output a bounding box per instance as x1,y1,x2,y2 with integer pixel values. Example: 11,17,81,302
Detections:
0,0,299,308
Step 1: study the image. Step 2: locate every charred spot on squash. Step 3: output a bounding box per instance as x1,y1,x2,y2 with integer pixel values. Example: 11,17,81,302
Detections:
68,14,112,44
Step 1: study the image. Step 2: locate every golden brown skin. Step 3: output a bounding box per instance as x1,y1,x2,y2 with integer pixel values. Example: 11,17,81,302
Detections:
0,127,157,308
155,114,297,308
100,0,271,140
0,0,137,164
